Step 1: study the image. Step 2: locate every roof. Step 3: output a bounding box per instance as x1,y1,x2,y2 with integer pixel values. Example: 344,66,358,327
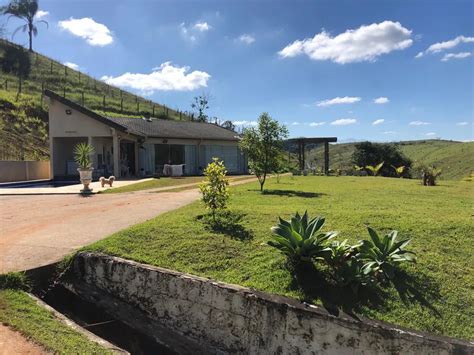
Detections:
44,90,239,141
105,117,240,141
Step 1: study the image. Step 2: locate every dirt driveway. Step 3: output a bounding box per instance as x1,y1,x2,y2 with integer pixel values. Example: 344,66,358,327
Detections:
0,189,200,273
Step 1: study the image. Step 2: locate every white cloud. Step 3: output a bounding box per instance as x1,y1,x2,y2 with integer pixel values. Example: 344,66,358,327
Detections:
193,22,211,32
416,35,474,58
291,121,300,126
426,35,474,54
101,62,210,93
383,131,397,135
63,62,80,70
425,132,436,136
372,119,385,125
374,97,389,104
409,120,431,126
233,120,258,126
238,34,255,44
441,52,472,62
278,21,413,64
309,122,326,127
331,118,357,126
35,10,49,19
456,121,470,126
317,96,361,107
58,17,113,46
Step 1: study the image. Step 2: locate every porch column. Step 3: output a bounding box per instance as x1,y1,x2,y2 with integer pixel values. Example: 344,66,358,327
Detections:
324,141,329,175
134,142,139,177
112,130,120,178
88,136,96,171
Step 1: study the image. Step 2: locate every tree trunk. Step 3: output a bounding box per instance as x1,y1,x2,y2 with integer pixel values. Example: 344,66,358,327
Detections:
260,173,266,192
28,31,33,52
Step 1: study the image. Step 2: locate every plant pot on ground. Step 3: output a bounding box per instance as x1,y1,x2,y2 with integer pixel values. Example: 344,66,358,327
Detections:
74,143,95,193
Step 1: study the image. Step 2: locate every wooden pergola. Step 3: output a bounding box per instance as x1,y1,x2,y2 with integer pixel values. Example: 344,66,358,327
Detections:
286,137,337,175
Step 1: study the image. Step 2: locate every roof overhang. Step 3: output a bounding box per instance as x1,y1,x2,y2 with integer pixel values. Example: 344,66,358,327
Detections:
286,137,338,144
43,90,145,138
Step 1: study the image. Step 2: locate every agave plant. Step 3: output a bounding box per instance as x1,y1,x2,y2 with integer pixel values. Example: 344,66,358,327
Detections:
356,227,416,280
365,162,384,176
333,257,376,293
324,239,353,267
74,142,94,169
268,211,337,264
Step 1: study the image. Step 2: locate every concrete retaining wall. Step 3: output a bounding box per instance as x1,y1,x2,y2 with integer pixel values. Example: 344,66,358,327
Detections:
71,252,473,354
0,160,50,182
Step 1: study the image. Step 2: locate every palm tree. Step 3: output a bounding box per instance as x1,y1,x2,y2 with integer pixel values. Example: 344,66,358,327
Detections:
2,0,48,52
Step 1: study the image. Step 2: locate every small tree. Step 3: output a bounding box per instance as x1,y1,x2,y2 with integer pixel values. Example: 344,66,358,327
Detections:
191,93,210,122
240,113,288,192
199,158,230,221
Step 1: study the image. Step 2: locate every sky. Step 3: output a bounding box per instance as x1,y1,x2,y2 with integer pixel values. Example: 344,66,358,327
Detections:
2,0,473,142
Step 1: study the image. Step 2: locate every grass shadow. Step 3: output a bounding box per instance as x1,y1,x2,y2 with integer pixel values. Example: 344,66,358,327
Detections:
261,189,327,198
287,262,387,317
198,211,254,241
391,269,441,317
286,262,441,318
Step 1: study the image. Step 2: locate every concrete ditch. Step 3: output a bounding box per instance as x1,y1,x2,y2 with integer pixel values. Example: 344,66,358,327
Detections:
49,251,473,355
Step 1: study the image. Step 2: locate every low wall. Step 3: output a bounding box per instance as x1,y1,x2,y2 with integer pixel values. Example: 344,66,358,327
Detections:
0,161,50,183
71,252,473,354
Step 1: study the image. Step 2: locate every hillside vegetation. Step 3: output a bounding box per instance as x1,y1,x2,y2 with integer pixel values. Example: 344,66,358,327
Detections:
0,39,190,160
307,140,474,180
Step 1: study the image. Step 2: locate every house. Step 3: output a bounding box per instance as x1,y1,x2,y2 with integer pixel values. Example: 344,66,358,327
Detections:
45,90,247,179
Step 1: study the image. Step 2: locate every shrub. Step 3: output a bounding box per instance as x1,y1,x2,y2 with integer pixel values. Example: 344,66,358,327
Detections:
352,142,412,177
199,158,230,220
421,165,442,186
365,162,384,176
0,272,30,290
391,165,406,178
268,211,337,265
356,227,416,281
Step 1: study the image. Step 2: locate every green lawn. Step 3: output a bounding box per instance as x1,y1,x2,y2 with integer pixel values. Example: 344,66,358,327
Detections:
0,289,111,354
84,176,473,340
104,175,253,194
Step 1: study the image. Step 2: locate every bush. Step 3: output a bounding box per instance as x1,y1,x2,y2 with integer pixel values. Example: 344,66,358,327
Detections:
199,158,230,220
0,272,30,291
420,165,442,186
352,142,412,177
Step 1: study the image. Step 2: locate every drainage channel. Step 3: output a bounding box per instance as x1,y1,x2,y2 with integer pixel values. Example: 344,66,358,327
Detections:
40,284,178,355
27,264,179,355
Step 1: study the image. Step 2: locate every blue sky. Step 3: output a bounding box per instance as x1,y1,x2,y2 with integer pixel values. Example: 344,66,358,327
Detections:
3,0,473,141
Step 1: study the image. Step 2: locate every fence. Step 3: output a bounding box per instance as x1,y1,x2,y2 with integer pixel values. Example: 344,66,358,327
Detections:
0,40,189,120
0,160,50,183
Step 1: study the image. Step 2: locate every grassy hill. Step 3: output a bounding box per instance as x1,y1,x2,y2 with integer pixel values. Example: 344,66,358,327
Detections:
0,39,190,161
306,140,474,180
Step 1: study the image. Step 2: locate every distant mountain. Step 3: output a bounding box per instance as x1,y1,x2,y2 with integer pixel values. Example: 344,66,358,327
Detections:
0,39,190,161
306,140,474,180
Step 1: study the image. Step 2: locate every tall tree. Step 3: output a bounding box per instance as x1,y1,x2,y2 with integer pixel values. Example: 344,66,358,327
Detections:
240,113,288,191
2,0,48,52
191,93,210,122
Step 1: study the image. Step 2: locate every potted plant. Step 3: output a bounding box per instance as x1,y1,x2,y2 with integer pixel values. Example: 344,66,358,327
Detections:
74,142,94,193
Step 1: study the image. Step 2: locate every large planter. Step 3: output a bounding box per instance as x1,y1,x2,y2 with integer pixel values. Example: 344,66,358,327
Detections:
78,168,94,193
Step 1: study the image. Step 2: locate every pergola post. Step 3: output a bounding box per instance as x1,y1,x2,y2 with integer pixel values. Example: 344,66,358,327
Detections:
324,141,329,175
